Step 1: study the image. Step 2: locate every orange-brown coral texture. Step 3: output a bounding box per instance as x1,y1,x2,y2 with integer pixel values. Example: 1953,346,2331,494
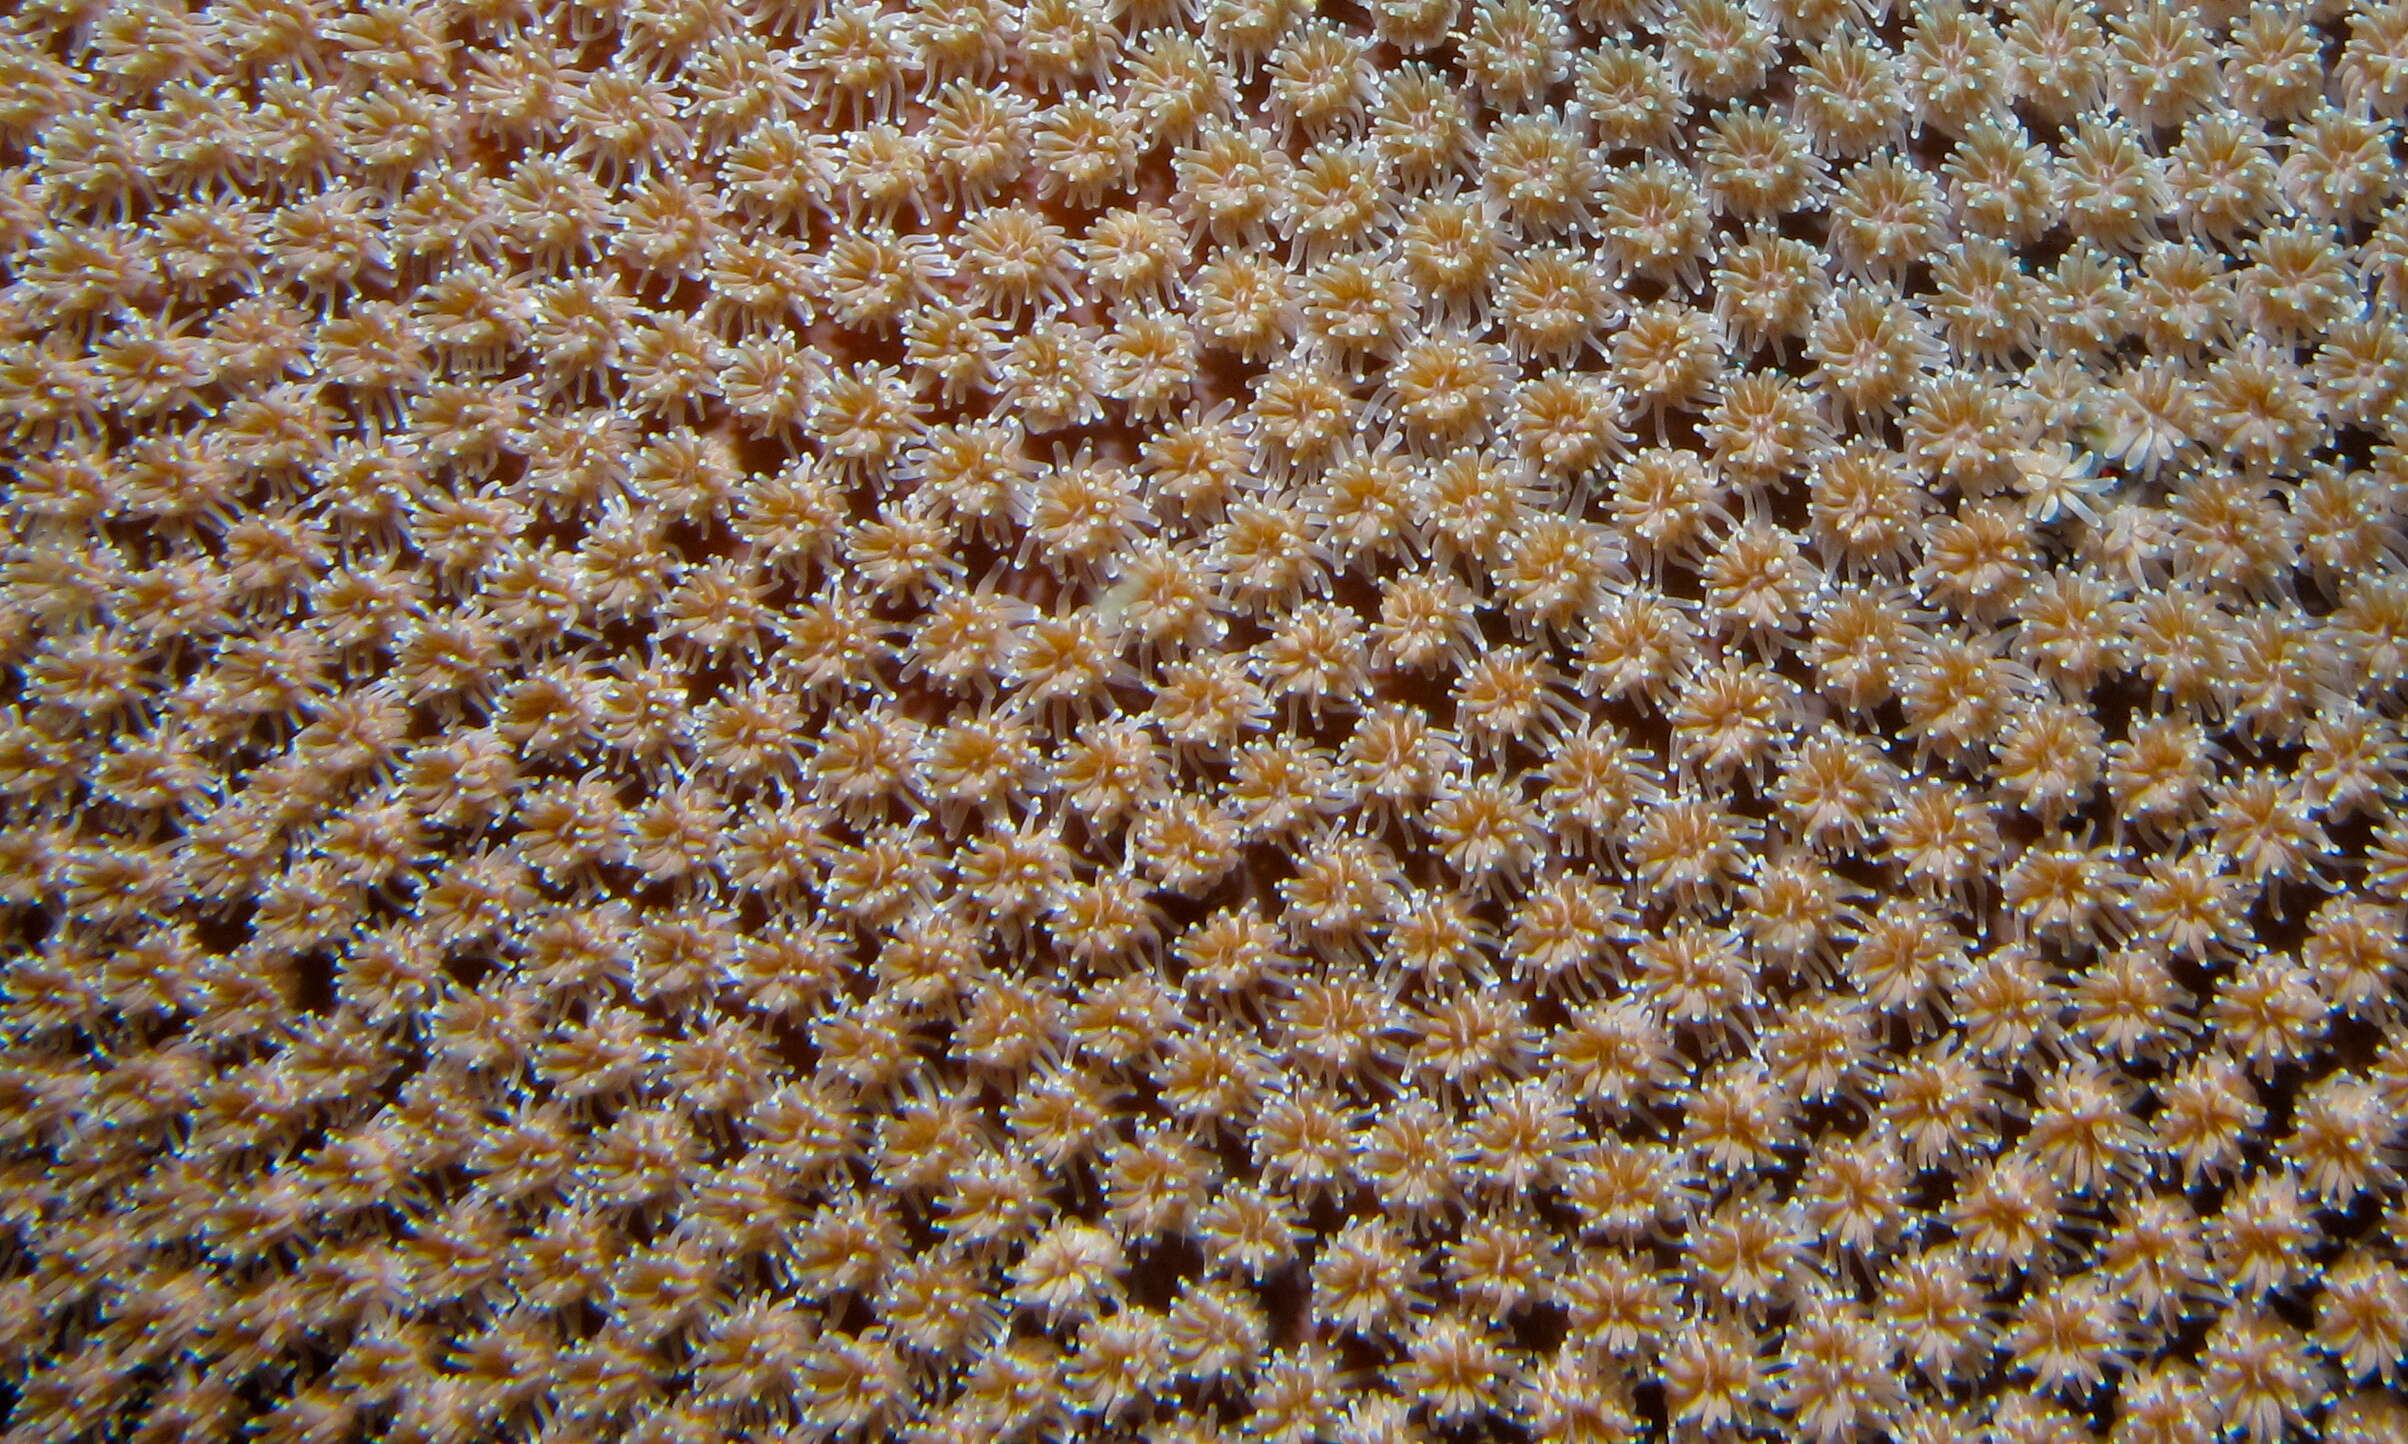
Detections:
6,0,2408,1438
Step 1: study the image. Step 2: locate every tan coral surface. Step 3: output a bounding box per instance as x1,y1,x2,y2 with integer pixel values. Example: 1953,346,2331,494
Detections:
3,0,2408,1439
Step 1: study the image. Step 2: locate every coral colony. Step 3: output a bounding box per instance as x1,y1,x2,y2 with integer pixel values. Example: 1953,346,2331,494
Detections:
5,0,2408,1437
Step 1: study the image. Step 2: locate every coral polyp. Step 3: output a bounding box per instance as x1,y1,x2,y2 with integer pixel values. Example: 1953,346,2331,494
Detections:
4,0,2408,1440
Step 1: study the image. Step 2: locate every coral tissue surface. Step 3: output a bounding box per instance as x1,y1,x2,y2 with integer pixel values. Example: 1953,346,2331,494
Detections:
6,0,2408,1439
